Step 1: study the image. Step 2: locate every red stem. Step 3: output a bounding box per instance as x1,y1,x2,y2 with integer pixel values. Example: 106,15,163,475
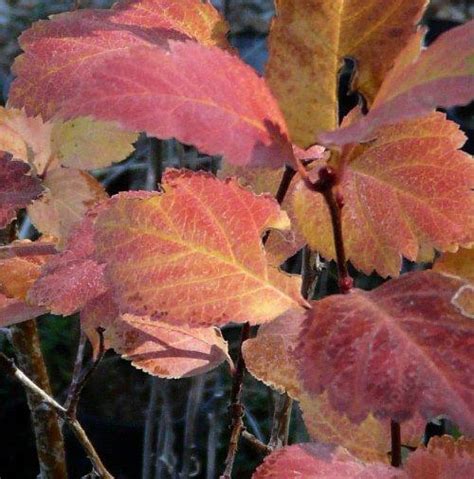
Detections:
391,420,402,467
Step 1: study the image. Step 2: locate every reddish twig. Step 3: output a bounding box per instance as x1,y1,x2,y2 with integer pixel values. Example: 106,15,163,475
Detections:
220,322,251,479
390,420,402,467
301,163,353,294
65,328,106,419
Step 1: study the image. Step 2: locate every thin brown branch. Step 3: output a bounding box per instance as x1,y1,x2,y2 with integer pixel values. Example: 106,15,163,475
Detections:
262,166,296,245
242,431,272,455
0,352,113,478
65,328,106,419
10,321,67,478
390,420,402,467
220,322,251,479
268,393,293,449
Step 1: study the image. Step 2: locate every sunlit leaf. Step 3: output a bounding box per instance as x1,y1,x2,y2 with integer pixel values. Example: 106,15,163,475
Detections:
266,0,427,146
293,113,474,277
94,169,306,327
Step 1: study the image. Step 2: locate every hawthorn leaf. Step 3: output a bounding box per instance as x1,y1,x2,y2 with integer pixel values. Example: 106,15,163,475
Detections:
27,167,108,246
293,113,474,277
405,435,474,478
94,169,305,327
0,241,53,300
0,153,43,228
434,248,474,317
265,0,427,146
297,271,474,434
252,443,405,479
219,167,300,266
320,20,474,146
0,293,46,327
106,314,232,378
51,117,138,170
27,207,109,316
9,0,229,118
243,312,423,463
13,39,294,169
0,107,55,174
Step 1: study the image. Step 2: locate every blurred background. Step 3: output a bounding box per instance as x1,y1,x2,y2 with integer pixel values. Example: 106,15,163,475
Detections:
0,1,472,478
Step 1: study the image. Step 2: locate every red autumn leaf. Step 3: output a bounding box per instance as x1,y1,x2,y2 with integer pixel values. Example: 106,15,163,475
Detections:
320,21,474,146
405,435,474,478
0,293,46,327
106,314,232,378
0,153,43,228
94,169,305,327
9,0,229,119
27,207,109,316
13,39,293,168
252,443,405,479
297,271,474,434
28,167,108,246
293,113,474,277
243,312,424,463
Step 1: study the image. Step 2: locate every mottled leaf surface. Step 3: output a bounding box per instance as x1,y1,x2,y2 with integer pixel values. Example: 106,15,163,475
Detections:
297,271,474,434
9,0,229,118
293,113,474,276
13,40,293,168
266,0,426,146
320,21,474,146
253,443,405,479
28,167,107,245
107,314,231,378
28,207,109,315
0,293,46,327
244,312,423,463
94,169,305,327
405,435,474,478
219,164,303,266
0,107,54,174
0,153,43,228
51,117,138,170
0,242,52,300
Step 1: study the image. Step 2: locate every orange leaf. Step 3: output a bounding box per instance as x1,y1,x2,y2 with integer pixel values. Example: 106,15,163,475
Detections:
434,248,474,317
293,113,474,277
0,293,46,327
266,0,426,146
28,167,108,246
94,169,306,327
106,314,232,378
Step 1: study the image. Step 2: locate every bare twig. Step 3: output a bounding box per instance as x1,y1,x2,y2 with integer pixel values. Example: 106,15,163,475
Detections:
242,431,272,455
64,329,88,413
0,352,113,478
10,321,67,479
390,420,402,467
220,322,251,479
65,329,106,419
268,392,293,449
